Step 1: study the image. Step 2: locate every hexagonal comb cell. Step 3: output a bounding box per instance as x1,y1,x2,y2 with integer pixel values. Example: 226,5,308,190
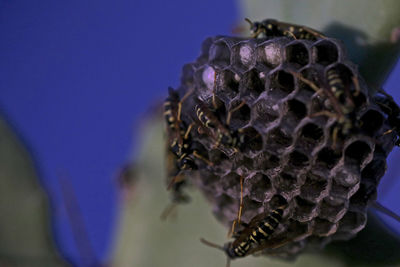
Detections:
214,69,240,101
209,40,231,69
344,140,372,166
253,152,280,170
241,68,266,99
285,99,308,123
300,173,328,202
338,211,367,234
313,40,339,66
288,150,309,168
220,172,243,198
274,172,298,193
269,70,295,97
227,101,251,129
246,173,273,202
360,109,384,135
319,200,347,223
317,147,342,169
294,196,318,222
267,127,293,150
313,218,338,237
239,127,263,152
285,42,310,68
232,42,256,73
256,41,283,68
252,98,279,129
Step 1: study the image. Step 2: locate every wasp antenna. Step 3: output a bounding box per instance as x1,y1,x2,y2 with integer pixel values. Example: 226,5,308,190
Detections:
244,18,253,26
371,201,400,224
200,238,225,251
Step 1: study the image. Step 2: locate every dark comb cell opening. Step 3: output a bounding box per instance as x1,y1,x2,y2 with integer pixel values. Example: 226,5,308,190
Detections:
301,123,324,141
252,98,279,127
208,149,229,165
221,172,242,196
289,150,309,167
214,70,240,100
361,157,386,183
299,68,320,95
242,68,265,98
239,127,263,152
248,173,272,201
253,152,280,170
269,70,295,94
319,200,346,223
268,128,293,148
314,41,339,66
331,180,356,199
350,182,377,207
275,172,298,192
228,101,251,129
286,43,309,67
339,211,367,232
360,110,384,135
209,41,231,69
301,174,328,201
317,147,342,169
287,99,307,120
344,141,371,166
294,196,317,221
314,218,337,236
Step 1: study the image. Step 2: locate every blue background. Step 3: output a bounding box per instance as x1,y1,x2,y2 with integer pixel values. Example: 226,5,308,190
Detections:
0,0,237,265
0,0,398,265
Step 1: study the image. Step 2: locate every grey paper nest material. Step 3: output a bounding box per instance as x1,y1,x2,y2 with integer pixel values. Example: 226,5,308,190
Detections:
170,35,397,258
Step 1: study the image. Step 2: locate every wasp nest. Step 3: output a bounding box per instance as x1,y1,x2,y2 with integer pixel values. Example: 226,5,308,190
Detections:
170,35,398,258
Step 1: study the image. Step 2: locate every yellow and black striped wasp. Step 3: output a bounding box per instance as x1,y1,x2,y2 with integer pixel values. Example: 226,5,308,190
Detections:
162,87,211,219
194,100,248,153
201,206,289,267
290,67,360,147
245,18,326,41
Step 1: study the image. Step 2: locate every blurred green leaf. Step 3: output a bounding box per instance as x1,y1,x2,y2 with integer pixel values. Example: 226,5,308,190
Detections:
240,0,400,86
0,118,66,267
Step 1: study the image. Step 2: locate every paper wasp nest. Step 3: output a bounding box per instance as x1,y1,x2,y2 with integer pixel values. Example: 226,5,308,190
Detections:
172,35,397,257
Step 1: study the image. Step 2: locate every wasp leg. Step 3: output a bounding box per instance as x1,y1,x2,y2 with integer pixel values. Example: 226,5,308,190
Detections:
226,101,246,126
177,88,194,122
192,150,214,166
228,175,245,237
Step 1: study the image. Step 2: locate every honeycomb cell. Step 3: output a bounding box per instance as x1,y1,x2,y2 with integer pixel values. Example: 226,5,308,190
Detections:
241,68,266,99
193,65,215,100
330,179,359,200
274,172,298,193
214,69,240,100
288,150,309,168
344,140,372,166
252,98,279,128
361,157,387,183
238,127,263,152
285,42,310,67
319,200,347,223
294,196,318,222
317,147,342,169
349,182,377,209
313,218,338,236
207,149,230,168
227,101,251,129
298,67,320,95
256,41,283,68
209,40,231,69
232,42,256,73
246,173,273,202
338,211,367,234
298,123,324,150
267,127,293,149
300,173,328,202
253,152,280,170
286,99,308,122
268,194,288,209
360,109,384,135
269,70,296,97
312,40,339,66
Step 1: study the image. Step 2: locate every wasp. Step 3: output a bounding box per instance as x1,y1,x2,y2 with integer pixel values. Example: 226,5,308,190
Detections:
291,68,359,147
245,18,326,41
201,206,287,267
194,100,247,152
373,89,400,146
